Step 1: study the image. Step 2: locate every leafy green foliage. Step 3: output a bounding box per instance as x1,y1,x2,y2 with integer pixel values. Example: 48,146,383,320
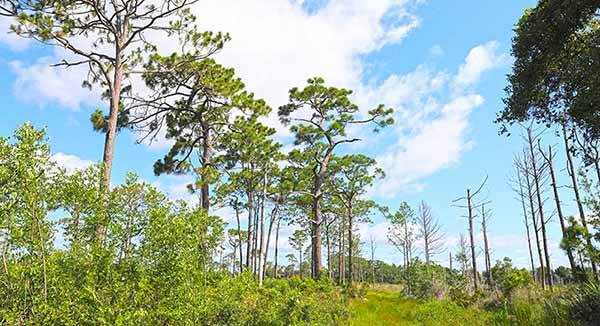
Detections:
0,124,348,325
498,0,600,138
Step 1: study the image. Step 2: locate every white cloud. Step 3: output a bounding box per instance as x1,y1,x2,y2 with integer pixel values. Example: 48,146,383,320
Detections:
50,152,94,172
374,92,483,196
6,0,422,125
10,57,102,110
151,174,198,205
454,41,508,88
361,40,508,197
0,17,30,51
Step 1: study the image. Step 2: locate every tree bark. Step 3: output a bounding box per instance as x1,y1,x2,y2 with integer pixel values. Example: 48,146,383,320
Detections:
527,129,553,288
252,201,259,275
540,145,578,273
258,172,267,285
338,220,344,285
311,172,323,279
347,201,354,284
518,170,537,281
200,122,211,212
274,218,281,278
97,44,124,242
467,189,478,290
235,207,243,274
326,222,332,279
264,205,279,279
524,156,546,288
481,204,492,287
245,191,253,270
563,124,599,280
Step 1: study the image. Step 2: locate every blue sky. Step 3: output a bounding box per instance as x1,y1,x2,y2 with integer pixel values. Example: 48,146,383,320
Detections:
1,0,580,269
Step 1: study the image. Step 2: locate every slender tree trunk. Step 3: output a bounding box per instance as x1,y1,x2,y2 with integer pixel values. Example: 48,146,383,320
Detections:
326,223,332,279
264,205,278,279
97,50,124,243
258,172,267,285
338,221,344,285
563,124,599,280
235,207,243,273
404,218,412,296
312,172,324,279
449,252,453,271
200,122,211,212
347,202,354,284
519,180,537,282
274,218,281,278
467,189,478,290
252,201,260,275
541,145,578,273
527,129,553,288
370,236,375,284
299,247,303,278
524,159,546,288
245,191,253,270
481,204,492,287
36,215,47,302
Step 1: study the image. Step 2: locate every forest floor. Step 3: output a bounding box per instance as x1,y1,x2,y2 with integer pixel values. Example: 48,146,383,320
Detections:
349,288,419,326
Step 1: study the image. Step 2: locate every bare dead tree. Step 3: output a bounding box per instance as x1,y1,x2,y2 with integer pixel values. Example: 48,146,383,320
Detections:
518,149,546,288
511,163,537,281
538,142,579,274
480,203,493,287
417,201,444,270
369,234,377,284
457,234,470,279
453,176,488,290
525,127,553,288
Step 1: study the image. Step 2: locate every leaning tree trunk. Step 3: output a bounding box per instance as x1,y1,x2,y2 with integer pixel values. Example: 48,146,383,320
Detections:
542,145,578,274
263,205,279,280
564,125,599,280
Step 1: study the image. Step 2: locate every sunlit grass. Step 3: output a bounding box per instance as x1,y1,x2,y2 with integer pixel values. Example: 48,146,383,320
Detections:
349,287,494,326
349,290,419,326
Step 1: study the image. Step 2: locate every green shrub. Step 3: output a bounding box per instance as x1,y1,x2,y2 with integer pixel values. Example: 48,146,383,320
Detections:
412,300,492,325
199,274,348,325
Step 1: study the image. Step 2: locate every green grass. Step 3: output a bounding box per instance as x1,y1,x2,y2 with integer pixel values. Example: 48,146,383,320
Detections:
349,290,419,326
349,289,494,326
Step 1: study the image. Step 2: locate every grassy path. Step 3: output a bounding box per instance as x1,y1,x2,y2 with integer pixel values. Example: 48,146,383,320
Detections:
349,290,419,326
348,287,494,326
